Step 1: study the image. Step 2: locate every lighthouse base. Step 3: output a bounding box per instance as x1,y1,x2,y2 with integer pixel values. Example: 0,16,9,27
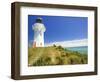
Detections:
33,41,44,47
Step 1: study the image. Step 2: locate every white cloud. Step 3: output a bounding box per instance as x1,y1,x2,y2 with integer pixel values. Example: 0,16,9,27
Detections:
45,39,88,47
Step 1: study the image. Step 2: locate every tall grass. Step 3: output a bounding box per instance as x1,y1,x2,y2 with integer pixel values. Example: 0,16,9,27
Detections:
28,45,88,66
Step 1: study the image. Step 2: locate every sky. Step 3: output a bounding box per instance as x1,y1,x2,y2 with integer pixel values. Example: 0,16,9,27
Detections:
28,15,88,47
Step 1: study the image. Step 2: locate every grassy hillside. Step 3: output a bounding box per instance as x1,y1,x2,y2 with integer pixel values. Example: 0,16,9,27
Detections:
28,45,87,66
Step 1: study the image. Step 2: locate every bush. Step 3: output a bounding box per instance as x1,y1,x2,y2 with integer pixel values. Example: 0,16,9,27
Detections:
53,44,56,47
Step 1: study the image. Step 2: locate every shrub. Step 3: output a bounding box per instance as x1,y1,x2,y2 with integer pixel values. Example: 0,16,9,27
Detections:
53,44,56,47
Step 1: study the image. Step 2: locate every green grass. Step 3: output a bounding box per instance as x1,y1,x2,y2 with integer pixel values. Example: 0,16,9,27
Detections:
28,46,88,66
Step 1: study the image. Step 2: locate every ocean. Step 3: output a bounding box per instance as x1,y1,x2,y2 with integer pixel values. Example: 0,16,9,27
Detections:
65,46,88,54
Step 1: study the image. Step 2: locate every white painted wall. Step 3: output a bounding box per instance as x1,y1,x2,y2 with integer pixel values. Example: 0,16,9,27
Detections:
0,0,99,82
33,23,46,47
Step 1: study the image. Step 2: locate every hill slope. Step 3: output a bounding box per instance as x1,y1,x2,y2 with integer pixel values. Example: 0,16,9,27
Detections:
28,46,87,66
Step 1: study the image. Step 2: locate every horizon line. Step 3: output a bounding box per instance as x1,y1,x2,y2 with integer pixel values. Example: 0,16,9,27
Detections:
44,39,88,47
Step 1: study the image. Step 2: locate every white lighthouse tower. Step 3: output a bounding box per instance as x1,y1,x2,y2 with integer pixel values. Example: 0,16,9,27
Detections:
32,17,46,47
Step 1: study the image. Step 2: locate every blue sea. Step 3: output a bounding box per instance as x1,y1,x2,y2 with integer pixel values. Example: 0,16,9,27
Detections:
65,46,88,54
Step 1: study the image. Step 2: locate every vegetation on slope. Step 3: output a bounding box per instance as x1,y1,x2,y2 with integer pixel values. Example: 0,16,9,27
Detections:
28,45,87,66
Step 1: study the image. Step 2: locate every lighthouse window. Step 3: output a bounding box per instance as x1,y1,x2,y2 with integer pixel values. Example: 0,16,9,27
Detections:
40,43,42,46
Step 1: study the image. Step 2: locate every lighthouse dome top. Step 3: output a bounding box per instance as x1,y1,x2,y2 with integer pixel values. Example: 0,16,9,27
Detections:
36,17,43,23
